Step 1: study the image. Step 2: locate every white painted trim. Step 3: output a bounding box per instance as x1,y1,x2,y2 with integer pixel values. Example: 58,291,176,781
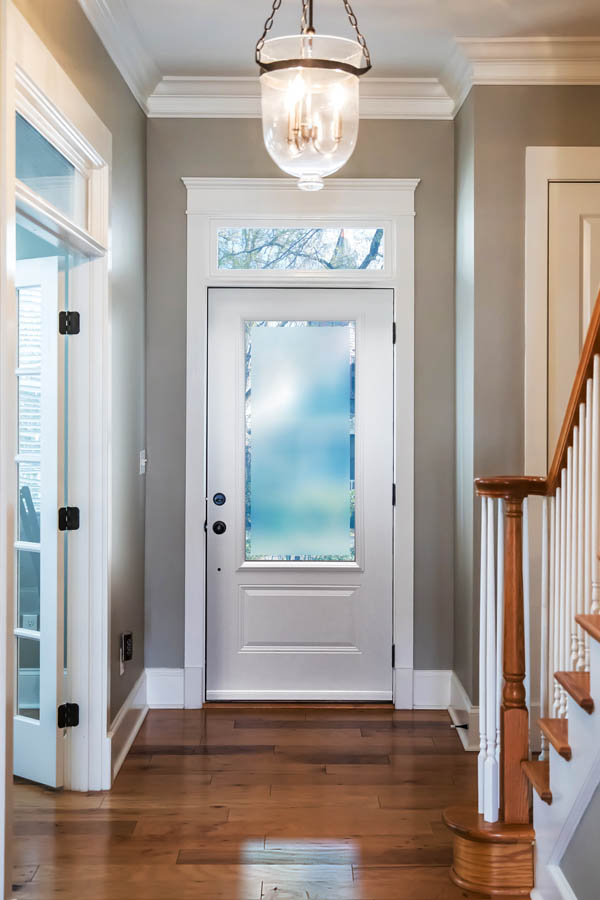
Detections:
525,148,600,478
8,4,112,795
449,671,480,750
0,0,14,892
147,76,454,120
412,670,452,709
146,668,185,709
444,37,600,115
68,9,600,121
393,667,415,709
207,690,393,702
105,671,148,784
184,666,204,710
548,867,578,900
184,177,416,708
77,0,160,111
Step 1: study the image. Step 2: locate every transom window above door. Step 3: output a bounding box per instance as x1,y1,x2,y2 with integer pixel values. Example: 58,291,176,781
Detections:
217,226,385,271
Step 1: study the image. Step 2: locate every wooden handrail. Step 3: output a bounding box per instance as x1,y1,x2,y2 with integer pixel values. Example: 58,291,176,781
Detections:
477,286,600,501
476,476,547,500
548,285,600,491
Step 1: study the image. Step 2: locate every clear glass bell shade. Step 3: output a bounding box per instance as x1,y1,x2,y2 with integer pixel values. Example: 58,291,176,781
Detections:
260,35,362,191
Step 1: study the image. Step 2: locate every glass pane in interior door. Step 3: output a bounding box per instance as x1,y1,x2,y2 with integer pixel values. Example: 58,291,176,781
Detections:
245,320,356,561
17,636,40,720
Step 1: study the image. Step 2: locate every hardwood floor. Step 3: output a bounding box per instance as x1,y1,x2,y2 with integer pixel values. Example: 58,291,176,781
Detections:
13,706,481,899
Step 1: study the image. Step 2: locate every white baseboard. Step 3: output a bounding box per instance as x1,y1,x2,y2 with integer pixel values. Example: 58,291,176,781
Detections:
106,670,148,783
413,669,453,709
146,667,185,708
449,671,479,751
548,866,578,900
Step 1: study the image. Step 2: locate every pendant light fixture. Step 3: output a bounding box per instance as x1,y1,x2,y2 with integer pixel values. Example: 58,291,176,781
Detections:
256,0,372,191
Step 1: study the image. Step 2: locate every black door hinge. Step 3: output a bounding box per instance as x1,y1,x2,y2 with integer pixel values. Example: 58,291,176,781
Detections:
59,311,80,335
392,322,396,344
58,507,80,531
392,644,396,668
57,703,79,728
392,483,396,506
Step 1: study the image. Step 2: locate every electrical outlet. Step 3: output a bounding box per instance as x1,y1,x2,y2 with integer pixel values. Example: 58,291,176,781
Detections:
119,632,133,675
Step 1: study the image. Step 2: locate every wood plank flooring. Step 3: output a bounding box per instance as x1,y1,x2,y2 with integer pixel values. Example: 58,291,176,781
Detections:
12,706,481,899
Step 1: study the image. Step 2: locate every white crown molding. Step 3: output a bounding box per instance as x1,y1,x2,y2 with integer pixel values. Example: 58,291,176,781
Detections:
75,6,600,120
147,75,455,120
444,37,600,115
77,0,161,111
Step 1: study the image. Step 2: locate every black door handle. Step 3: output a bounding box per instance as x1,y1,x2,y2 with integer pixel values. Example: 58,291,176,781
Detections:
213,521,227,535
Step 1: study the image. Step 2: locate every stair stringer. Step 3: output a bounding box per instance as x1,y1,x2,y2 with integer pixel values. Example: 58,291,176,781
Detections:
532,641,600,900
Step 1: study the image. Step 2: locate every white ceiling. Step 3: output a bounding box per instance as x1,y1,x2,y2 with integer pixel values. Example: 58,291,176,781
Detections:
123,0,600,78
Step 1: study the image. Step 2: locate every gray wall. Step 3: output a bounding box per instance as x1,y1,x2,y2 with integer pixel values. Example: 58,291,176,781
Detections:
561,783,600,900
145,118,455,670
453,85,600,701
15,0,147,718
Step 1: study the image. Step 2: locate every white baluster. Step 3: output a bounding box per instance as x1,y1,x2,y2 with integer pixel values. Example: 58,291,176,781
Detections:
570,429,579,671
523,499,531,734
553,487,562,717
478,496,488,814
577,405,586,671
540,496,549,760
592,355,600,618
495,499,504,776
484,498,499,822
560,464,568,718
585,378,593,669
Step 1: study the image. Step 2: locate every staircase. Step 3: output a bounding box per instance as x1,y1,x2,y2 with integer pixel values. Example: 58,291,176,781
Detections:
444,290,600,899
529,615,600,900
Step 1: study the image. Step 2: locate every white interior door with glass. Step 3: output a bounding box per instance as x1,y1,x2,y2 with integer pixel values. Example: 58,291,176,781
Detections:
14,254,67,787
206,287,394,700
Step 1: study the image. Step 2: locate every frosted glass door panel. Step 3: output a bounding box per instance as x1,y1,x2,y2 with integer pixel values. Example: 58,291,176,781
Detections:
246,321,355,561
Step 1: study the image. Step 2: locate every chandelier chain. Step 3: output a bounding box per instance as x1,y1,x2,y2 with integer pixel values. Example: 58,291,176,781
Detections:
256,0,371,69
255,0,283,65
341,0,371,67
301,0,310,34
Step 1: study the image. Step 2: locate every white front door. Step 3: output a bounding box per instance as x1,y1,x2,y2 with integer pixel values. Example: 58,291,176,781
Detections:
206,287,394,700
13,256,67,787
548,182,600,458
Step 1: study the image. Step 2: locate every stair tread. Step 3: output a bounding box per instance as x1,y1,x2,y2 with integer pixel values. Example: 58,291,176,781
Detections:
522,760,552,805
538,718,571,760
555,671,594,714
576,614,600,645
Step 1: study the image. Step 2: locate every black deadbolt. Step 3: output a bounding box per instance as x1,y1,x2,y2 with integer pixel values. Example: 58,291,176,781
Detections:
213,521,227,535
213,492,226,506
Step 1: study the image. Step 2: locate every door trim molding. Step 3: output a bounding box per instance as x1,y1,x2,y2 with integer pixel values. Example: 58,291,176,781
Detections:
525,147,600,476
184,177,418,708
2,6,112,800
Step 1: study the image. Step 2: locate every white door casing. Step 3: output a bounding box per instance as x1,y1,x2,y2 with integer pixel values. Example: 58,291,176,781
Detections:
525,148,600,477
184,178,418,708
548,182,600,459
206,288,394,700
3,6,112,802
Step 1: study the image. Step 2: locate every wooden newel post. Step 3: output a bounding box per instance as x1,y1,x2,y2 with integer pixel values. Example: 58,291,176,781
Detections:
500,496,530,824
